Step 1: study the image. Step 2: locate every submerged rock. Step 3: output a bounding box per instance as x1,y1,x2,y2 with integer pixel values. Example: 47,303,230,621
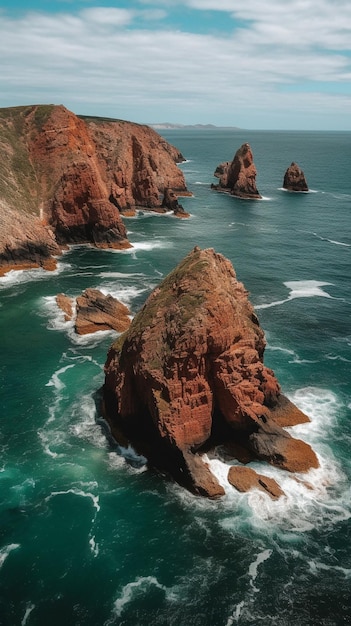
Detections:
102,246,318,498
283,162,309,192
212,143,261,199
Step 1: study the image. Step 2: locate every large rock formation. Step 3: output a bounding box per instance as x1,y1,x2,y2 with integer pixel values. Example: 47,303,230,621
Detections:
103,247,318,498
56,288,131,335
212,143,261,199
0,104,189,274
283,162,309,192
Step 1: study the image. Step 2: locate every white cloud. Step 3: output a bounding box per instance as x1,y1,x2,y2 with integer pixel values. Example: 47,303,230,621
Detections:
80,8,135,27
0,2,350,129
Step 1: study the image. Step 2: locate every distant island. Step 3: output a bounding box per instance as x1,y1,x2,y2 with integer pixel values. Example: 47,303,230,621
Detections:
150,122,241,130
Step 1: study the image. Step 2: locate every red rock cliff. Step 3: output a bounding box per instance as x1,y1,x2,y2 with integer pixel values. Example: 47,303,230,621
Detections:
212,143,261,199
0,105,189,273
103,247,318,497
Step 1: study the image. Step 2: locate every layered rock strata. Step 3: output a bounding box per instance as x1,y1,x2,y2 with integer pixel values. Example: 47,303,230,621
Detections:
103,246,318,498
212,143,261,199
0,104,189,273
56,288,131,335
283,162,309,192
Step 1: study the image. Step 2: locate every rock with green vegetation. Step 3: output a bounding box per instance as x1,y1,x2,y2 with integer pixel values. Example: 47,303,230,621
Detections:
103,246,318,498
0,104,189,274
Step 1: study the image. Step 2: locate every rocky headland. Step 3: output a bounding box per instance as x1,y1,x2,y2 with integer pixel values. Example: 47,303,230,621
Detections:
212,143,261,199
102,246,318,498
0,104,189,275
283,162,309,192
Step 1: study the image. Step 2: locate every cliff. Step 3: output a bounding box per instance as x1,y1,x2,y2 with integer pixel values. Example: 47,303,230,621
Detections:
0,105,189,274
212,143,261,199
103,247,318,498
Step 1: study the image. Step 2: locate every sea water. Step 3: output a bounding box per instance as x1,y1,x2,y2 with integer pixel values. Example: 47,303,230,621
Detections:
0,130,350,625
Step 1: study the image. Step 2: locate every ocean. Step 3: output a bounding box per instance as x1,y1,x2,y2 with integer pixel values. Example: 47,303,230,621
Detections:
0,129,350,626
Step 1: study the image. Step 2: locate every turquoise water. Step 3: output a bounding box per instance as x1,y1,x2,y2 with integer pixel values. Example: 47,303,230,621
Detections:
0,130,350,625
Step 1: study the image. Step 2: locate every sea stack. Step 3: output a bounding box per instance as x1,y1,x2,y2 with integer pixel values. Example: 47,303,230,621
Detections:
102,246,318,498
283,162,309,192
212,143,262,199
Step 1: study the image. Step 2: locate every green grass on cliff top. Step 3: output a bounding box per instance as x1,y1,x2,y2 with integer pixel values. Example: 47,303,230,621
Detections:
0,105,56,215
110,249,209,361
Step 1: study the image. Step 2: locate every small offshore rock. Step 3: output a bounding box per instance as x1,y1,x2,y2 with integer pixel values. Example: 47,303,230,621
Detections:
212,143,261,199
283,162,309,192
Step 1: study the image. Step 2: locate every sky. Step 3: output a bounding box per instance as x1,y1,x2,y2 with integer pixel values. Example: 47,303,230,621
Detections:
1,0,351,130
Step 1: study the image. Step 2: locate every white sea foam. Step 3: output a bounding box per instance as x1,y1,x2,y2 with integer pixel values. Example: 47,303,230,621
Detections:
255,279,334,310
70,396,107,450
0,262,69,290
98,271,145,279
41,295,76,332
287,386,341,438
266,344,316,364
62,349,103,369
45,486,100,513
325,353,351,363
105,445,148,474
129,240,173,251
248,548,273,591
285,280,333,299
38,429,66,459
0,543,20,569
106,576,170,623
204,387,350,535
45,364,75,393
311,232,351,247
118,445,148,469
308,559,351,578
67,327,117,347
21,603,35,626
278,187,310,194
226,600,245,625
89,535,99,558
96,284,148,307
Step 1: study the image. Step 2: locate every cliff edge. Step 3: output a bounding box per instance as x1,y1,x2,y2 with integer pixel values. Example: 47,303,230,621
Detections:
103,247,318,497
0,105,189,274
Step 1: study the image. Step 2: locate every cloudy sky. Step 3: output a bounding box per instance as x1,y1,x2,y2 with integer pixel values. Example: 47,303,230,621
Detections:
1,0,351,129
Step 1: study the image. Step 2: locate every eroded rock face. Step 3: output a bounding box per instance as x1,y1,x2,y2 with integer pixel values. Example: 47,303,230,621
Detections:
161,187,190,218
0,104,189,272
56,293,74,321
103,247,318,498
283,162,309,192
56,288,131,335
212,143,262,199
